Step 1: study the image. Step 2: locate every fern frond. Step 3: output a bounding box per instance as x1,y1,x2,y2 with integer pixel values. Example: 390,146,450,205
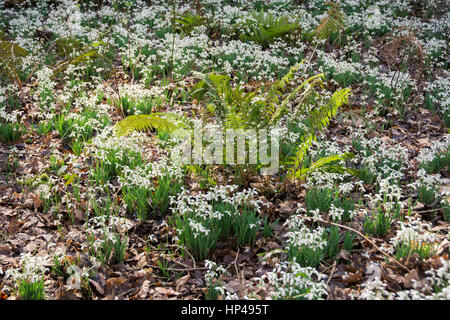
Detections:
0,32,28,88
191,71,231,100
286,86,351,180
315,2,345,40
115,114,179,136
287,133,316,176
52,50,99,77
309,88,350,132
297,152,354,178
51,37,103,78
54,37,83,58
225,112,245,130
175,13,208,35
271,72,325,125
236,9,300,48
157,112,192,130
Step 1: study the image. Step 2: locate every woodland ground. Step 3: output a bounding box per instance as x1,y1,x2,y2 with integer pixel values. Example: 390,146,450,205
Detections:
0,0,449,300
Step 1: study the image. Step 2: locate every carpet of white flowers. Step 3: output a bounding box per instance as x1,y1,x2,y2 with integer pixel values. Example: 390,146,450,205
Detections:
0,0,449,300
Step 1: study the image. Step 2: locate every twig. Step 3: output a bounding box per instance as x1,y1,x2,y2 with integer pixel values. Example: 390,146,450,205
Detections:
233,249,247,299
233,248,240,277
152,264,208,272
402,207,445,214
326,261,337,286
151,260,232,273
185,250,197,269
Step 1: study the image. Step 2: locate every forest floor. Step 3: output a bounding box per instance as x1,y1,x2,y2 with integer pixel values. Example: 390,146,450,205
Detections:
0,0,449,300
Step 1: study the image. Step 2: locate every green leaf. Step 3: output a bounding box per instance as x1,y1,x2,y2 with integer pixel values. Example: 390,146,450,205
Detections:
0,34,29,87
64,173,78,186
115,114,180,136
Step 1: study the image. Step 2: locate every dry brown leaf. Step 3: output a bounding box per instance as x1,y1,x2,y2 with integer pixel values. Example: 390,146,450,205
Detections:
33,194,43,210
154,287,178,296
89,278,104,296
338,249,350,261
2,207,16,217
403,269,420,289
278,200,297,214
139,280,151,299
417,138,429,147
73,208,85,223
136,254,149,269
106,277,127,289
342,270,362,284
175,274,190,290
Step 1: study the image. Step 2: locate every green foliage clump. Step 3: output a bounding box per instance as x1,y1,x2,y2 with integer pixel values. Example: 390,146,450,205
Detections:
324,225,340,259
395,239,436,261
234,10,300,48
0,31,29,88
0,121,23,143
364,210,394,238
91,148,143,185
305,187,334,213
420,149,450,174
192,62,351,179
123,175,182,220
114,113,180,136
174,12,208,35
172,189,262,260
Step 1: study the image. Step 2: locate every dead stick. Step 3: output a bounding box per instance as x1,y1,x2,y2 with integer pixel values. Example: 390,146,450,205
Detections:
326,261,337,286
152,265,208,272
402,207,444,214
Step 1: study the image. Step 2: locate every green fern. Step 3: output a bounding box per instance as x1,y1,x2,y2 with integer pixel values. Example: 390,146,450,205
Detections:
54,37,83,58
287,88,351,180
175,13,208,35
288,133,316,175
192,71,256,126
259,63,301,125
289,152,354,179
192,62,347,133
0,32,29,88
315,2,345,41
235,10,300,48
115,114,180,136
52,38,103,78
191,71,231,101
310,88,351,132
268,69,325,125
52,50,99,77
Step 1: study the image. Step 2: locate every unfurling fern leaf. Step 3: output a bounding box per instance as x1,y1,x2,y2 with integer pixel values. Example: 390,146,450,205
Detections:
315,2,345,41
115,114,179,136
